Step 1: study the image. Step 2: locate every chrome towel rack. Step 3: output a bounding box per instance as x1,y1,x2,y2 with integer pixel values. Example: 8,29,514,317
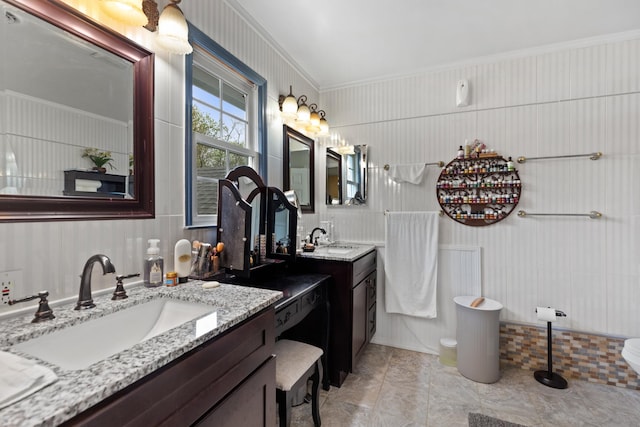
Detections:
517,210,602,219
517,152,602,164
384,210,444,216
383,161,444,171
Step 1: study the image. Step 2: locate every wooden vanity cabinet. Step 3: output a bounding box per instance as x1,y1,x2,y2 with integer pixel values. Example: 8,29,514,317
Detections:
64,308,276,427
296,249,376,387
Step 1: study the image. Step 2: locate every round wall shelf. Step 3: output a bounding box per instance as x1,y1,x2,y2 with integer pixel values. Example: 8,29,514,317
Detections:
436,155,522,226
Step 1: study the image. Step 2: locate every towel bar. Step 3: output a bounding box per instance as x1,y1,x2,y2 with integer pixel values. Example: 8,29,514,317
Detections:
517,152,602,164
517,210,602,219
383,161,444,171
384,210,444,216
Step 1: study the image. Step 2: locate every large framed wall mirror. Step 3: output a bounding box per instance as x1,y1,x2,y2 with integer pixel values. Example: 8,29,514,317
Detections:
283,125,314,213
325,145,368,205
0,0,154,222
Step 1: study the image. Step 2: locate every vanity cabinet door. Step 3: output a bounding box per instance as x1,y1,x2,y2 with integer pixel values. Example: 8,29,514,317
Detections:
365,272,377,341
294,249,376,387
351,278,368,365
195,356,275,427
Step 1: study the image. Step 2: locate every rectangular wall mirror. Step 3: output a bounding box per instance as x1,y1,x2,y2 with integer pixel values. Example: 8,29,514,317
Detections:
0,0,154,221
283,125,314,213
325,145,368,205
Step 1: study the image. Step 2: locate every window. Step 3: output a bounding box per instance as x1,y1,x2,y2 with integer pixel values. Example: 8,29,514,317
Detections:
345,153,359,200
186,25,267,227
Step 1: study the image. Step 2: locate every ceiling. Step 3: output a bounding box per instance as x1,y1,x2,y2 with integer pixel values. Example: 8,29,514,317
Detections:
229,0,640,90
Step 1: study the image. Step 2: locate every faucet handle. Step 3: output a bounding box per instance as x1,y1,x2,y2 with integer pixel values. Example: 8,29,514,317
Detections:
9,291,55,323
112,273,140,300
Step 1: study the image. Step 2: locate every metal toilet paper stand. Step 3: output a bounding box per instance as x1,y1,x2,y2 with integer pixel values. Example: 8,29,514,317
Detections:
534,308,568,389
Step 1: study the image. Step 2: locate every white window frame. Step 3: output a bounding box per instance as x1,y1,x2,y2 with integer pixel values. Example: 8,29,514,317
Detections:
187,42,262,227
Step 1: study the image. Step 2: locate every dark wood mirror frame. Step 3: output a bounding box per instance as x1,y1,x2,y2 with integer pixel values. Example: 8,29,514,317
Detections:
1,0,154,222
326,148,342,205
283,125,314,214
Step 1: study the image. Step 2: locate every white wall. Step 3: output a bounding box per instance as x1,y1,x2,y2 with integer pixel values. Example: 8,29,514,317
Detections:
317,35,640,338
0,91,131,196
2,0,638,343
0,0,314,312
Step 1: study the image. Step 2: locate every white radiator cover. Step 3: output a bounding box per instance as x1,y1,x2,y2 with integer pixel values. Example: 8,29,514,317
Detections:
372,245,481,354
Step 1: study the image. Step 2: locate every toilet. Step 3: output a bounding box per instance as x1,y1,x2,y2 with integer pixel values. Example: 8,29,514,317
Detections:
621,338,640,375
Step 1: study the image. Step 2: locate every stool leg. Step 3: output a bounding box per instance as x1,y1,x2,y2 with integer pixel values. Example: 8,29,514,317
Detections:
311,361,321,427
277,389,291,427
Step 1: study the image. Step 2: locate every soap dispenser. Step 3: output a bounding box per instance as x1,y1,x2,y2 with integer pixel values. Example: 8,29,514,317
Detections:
144,239,164,288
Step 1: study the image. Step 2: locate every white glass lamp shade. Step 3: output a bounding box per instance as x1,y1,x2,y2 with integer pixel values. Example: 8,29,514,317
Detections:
99,0,148,26
297,103,311,124
281,86,298,118
306,109,320,133
157,3,193,55
282,95,298,116
319,117,329,134
309,110,320,128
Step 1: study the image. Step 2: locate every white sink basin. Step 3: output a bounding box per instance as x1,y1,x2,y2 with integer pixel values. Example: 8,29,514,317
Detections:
314,244,357,255
325,247,353,254
13,298,216,370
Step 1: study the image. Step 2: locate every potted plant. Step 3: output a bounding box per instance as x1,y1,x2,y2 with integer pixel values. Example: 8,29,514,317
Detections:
82,147,115,173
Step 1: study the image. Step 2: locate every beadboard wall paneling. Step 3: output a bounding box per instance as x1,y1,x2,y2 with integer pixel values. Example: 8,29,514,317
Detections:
0,0,305,311
2,92,130,197
606,38,640,95
318,36,640,338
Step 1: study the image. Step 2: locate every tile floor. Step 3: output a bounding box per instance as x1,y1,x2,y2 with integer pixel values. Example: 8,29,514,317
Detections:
288,344,640,426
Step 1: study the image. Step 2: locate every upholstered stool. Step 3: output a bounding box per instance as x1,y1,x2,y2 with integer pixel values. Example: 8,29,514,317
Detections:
274,339,323,427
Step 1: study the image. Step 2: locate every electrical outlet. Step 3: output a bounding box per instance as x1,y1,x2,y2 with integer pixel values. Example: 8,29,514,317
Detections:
0,270,22,309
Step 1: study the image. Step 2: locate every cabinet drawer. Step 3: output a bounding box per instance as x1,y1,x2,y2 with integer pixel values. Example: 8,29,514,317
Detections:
301,287,322,312
196,356,276,426
275,300,299,331
352,250,376,286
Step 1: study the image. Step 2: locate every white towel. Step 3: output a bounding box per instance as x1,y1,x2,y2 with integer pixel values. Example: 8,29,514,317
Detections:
0,351,57,409
387,164,427,184
385,211,439,318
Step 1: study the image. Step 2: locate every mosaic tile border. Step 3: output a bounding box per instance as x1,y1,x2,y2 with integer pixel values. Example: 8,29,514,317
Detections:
500,322,640,390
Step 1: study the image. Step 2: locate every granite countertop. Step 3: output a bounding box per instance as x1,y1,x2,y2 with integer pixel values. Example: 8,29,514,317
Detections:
296,241,376,262
0,281,282,427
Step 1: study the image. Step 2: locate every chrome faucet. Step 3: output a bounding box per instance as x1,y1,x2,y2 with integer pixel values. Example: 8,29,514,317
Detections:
76,254,116,310
309,227,326,246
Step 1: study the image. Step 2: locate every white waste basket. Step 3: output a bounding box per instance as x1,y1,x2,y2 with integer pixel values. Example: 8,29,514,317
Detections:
454,296,503,383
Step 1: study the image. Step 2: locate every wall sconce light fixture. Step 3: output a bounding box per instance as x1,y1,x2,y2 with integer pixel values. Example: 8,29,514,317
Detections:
99,0,148,26
156,0,193,55
97,0,192,55
278,86,329,137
